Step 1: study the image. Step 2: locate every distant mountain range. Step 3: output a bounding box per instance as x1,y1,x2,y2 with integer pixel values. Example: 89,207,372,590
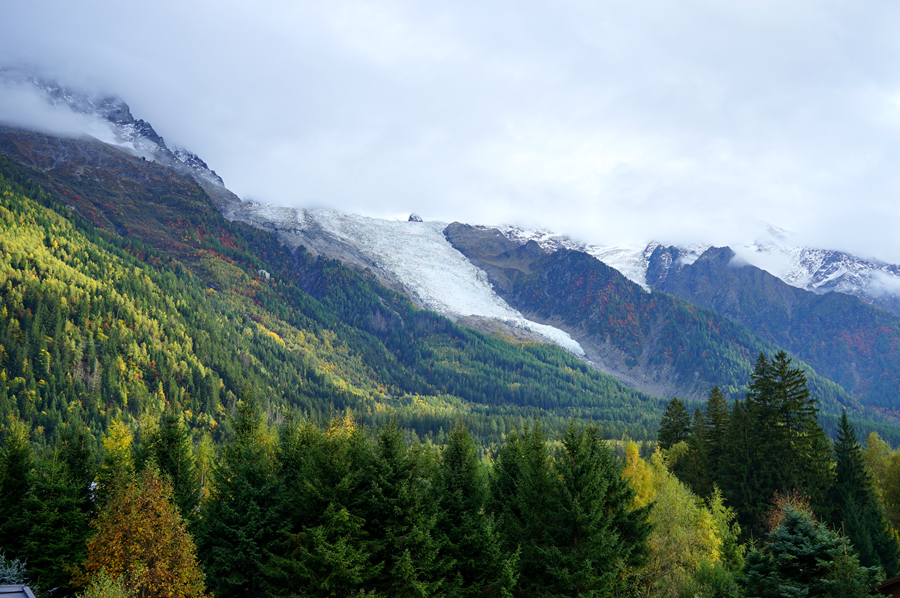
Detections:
2,69,898,437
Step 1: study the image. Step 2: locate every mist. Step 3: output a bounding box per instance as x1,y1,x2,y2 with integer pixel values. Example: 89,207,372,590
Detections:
2,1,900,260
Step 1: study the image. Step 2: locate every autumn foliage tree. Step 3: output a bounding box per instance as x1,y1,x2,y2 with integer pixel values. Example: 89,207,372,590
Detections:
77,467,208,598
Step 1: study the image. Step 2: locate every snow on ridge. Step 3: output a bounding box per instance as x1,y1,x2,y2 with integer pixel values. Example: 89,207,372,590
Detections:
297,210,586,356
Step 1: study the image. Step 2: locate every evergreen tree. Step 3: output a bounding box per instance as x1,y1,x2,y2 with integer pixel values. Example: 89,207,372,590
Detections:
721,352,832,536
196,398,282,598
266,416,380,597
658,398,691,450
0,418,35,560
137,410,200,522
435,421,515,597
19,443,93,594
702,385,730,486
549,424,651,597
492,422,650,597
364,422,442,598
829,411,900,577
740,506,881,598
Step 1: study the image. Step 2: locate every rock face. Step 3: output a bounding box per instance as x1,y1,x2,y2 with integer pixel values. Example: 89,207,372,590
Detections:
0,68,242,214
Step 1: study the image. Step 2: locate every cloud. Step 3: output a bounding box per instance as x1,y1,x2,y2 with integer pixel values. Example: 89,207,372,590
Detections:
2,1,900,261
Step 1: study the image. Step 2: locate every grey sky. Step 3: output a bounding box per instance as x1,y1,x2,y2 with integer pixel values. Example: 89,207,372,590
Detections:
2,1,900,260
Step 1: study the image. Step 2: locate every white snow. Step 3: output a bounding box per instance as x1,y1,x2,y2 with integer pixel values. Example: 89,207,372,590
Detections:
287,210,587,356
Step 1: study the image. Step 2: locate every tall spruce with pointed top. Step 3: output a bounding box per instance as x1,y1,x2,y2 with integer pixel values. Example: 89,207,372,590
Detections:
364,422,442,598
720,352,833,535
197,398,283,598
658,398,691,450
436,421,516,597
829,411,900,577
137,410,200,523
491,422,650,597
702,385,730,485
0,418,35,559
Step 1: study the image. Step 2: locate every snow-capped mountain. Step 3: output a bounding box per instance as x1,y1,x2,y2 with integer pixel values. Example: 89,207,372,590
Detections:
229,204,586,356
0,68,240,212
496,226,900,317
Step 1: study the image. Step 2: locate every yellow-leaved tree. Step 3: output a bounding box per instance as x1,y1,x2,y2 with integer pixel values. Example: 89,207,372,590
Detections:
75,467,208,598
623,441,737,598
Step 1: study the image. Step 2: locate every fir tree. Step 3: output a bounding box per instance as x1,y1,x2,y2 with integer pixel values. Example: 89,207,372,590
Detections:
137,410,200,522
196,398,282,598
740,506,881,598
435,421,515,597
702,385,730,485
829,411,900,577
0,418,35,560
20,443,93,594
658,398,691,450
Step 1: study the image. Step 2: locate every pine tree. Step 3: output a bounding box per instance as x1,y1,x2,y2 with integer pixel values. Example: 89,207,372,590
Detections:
435,421,515,597
740,506,881,598
829,411,900,577
196,398,282,598
658,398,691,450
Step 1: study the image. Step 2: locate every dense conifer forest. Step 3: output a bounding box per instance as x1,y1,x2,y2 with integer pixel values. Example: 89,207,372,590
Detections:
1,146,900,597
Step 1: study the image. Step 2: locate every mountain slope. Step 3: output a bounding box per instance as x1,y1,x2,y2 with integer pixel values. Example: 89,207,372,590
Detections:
0,137,665,445
648,245,900,413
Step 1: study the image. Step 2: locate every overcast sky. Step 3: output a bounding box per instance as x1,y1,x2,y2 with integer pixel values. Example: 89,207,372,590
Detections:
2,1,900,260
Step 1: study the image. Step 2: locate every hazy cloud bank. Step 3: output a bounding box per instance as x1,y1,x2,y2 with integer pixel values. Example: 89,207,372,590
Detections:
2,1,900,260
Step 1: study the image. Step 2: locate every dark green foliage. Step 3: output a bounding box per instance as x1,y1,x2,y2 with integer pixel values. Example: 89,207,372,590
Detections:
136,410,200,522
365,423,442,598
266,418,382,597
829,411,900,576
658,398,691,450
19,443,93,594
490,422,650,597
196,398,282,598
702,385,730,483
718,353,833,536
739,507,882,598
435,422,515,598
0,419,35,560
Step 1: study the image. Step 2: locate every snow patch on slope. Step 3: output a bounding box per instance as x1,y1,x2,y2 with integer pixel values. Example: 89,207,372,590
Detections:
240,208,586,356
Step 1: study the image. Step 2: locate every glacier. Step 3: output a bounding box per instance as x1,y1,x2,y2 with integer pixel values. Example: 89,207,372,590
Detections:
232,206,587,357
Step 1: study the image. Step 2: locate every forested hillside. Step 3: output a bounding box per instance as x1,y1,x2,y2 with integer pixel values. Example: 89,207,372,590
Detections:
0,141,665,448
445,223,900,443
651,245,900,414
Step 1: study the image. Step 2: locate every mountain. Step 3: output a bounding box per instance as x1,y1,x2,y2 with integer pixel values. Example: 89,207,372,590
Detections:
1,72,898,444
498,224,900,317
0,115,665,446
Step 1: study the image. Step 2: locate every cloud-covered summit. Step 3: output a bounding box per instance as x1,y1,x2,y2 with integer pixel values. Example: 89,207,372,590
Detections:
1,1,899,261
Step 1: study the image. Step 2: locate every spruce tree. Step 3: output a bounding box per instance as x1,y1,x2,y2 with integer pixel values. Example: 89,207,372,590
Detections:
740,506,881,598
829,411,900,577
702,385,730,486
137,410,200,522
0,418,35,560
658,398,691,450
197,398,283,598
435,421,515,597
364,422,441,598
549,424,651,597
20,444,92,594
